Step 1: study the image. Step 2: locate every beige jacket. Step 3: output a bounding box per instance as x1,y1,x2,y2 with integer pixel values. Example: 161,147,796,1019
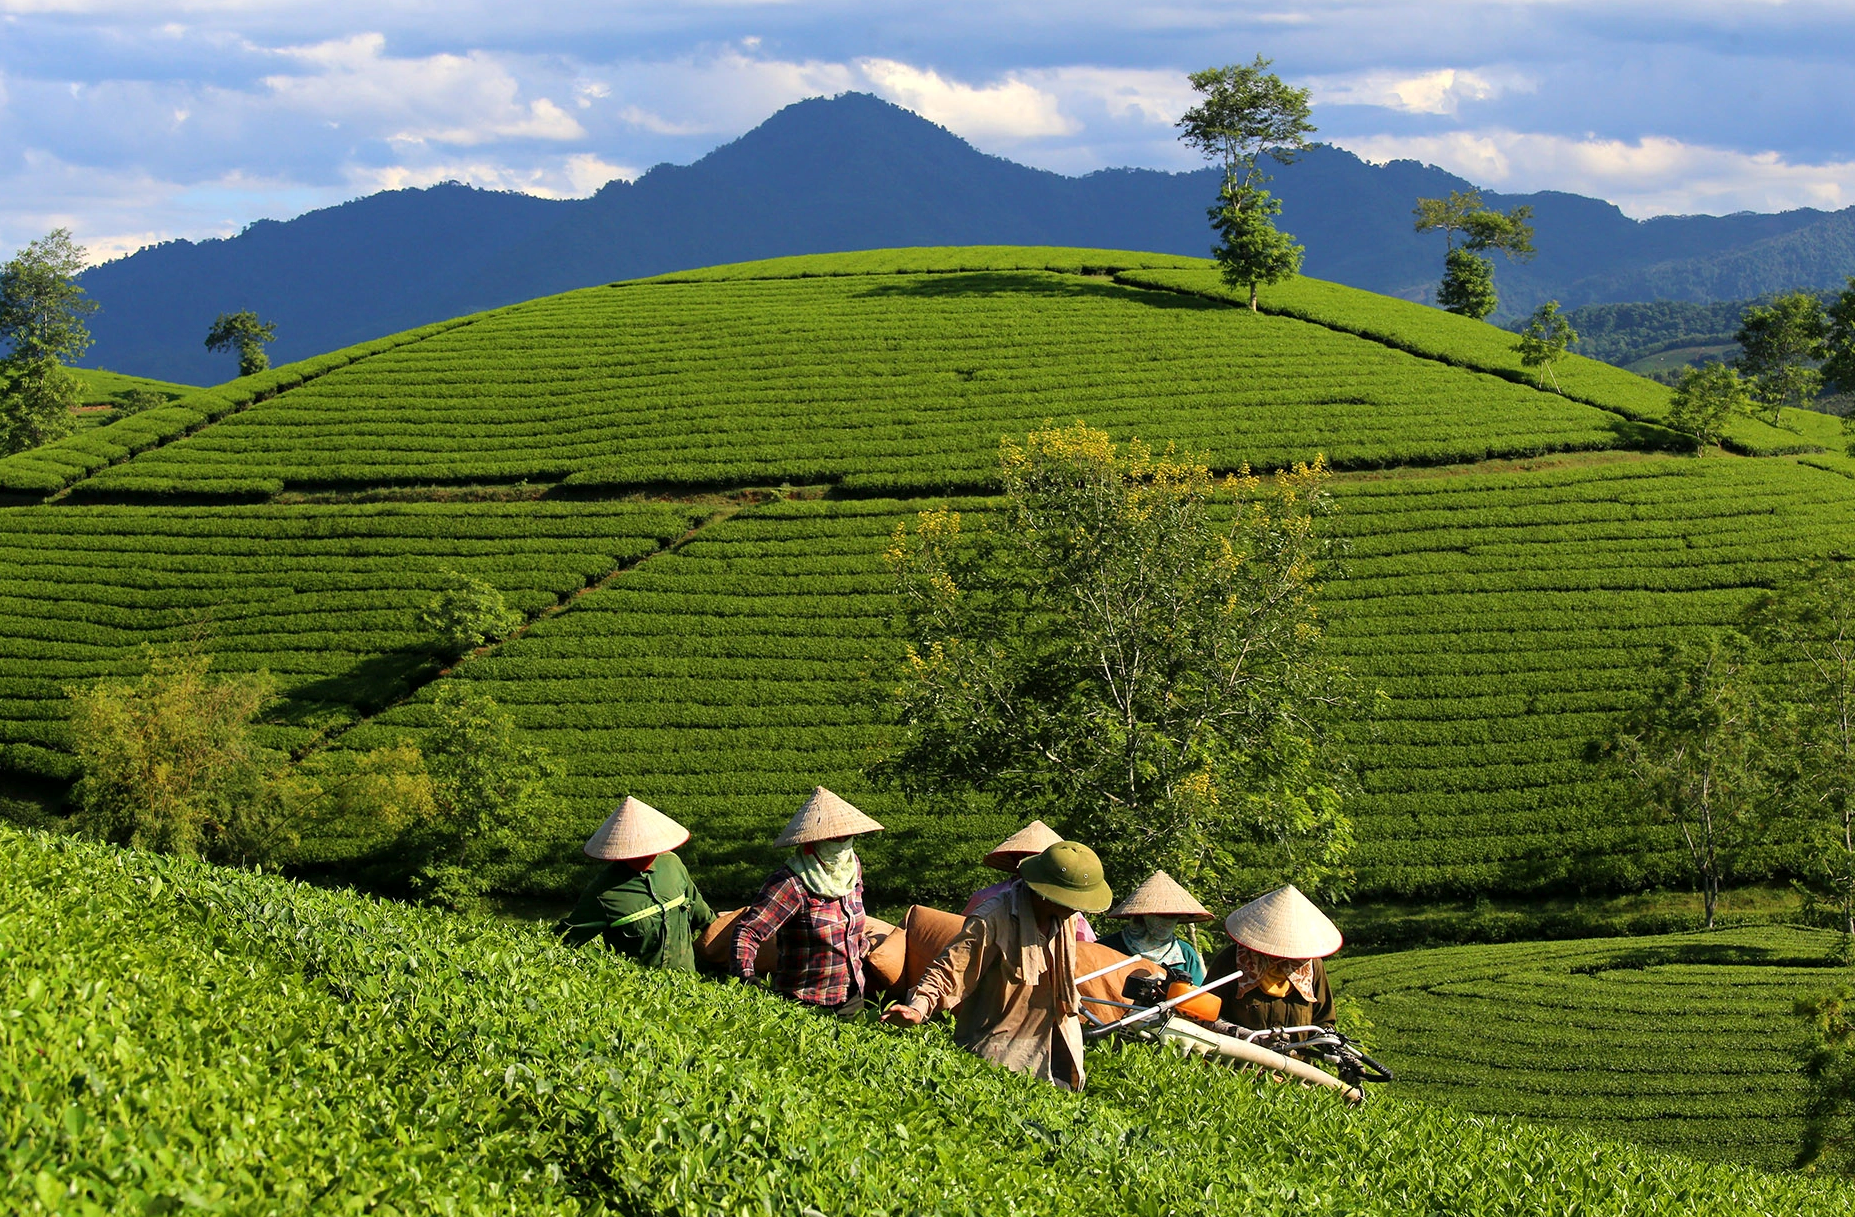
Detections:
906,881,1087,1088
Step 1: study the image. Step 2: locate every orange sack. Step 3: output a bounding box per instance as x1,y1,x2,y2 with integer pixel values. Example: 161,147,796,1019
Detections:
696,908,903,986
897,904,1162,1023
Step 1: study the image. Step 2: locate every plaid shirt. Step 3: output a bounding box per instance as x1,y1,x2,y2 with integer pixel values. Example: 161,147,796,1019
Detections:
732,864,867,1008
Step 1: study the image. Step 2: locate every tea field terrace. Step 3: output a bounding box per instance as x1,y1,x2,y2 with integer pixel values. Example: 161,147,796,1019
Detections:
0,247,1852,911
9,825,1851,1216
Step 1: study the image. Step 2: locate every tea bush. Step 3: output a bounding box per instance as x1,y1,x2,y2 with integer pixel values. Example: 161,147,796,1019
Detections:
1335,925,1855,1167
6,826,1851,1215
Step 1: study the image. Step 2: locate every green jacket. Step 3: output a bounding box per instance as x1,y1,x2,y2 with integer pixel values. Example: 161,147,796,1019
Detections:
555,852,715,971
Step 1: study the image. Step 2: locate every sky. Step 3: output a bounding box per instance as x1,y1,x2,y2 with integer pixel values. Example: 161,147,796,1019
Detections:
4,1,1854,264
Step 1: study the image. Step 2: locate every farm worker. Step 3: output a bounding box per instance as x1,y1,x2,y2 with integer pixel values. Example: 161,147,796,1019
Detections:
555,796,715,971
963,819,1097,943
1096,870,1210,986
882,840,1113,1091
1203,884,1340,1034
731,786,883,1018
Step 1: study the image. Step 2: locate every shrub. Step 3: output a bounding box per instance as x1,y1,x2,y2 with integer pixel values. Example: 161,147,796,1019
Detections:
419,567,524,656
64,644,292,864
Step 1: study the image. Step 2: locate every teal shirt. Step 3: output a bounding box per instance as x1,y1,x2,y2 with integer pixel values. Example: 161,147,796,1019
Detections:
555,852,715,971
1098,929,1207,987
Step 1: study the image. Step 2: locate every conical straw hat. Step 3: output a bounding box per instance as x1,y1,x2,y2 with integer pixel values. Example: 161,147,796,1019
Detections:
982,819,1063,872
1107,870,1212,921
582,796,690,861
773,786,885,848
1223,884,1343,959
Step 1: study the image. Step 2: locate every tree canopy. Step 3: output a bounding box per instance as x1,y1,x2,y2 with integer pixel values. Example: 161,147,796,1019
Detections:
879,422,1356,906
0,229,96,455
205,310,279,377
1178,58,1316,310
1415,189,1535,320
1667,361,1753,453
0,228,97,367
1735,291,1828,426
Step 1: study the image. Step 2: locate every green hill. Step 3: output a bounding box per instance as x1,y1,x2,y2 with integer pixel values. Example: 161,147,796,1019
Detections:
7,246,1855,1175
2,247,1849,905
8,825,1849,1216
1335,926,1855,1167
66,367,196,406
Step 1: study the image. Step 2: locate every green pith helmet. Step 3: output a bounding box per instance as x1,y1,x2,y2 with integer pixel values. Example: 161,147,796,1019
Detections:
1018,841,1113,913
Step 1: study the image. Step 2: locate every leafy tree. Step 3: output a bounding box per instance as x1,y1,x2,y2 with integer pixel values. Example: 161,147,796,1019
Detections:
1825,276,1855,399
0,360,82,454
0,228,97,366
419,568,524,657
1796,983,1855,1174
1601,633,1762,929
1666,361,1754,454
204,309,278,377
1178,57,1316,311
1513,299,1578,392
1210,187,1304,309
1735,291,1827,426
0,229,97,455
1435,248,1497,320
880,422,1355,906
1414,188,1535,320
65,644,292,864
406,685,556,909
1748,561,1855,942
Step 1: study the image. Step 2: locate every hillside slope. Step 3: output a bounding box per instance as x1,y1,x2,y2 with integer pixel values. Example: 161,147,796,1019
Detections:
4,249,1853,910
7,825,1849,1215
1335,926,1855,1167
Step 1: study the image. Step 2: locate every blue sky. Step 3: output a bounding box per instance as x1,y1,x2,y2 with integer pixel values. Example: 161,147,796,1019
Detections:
4,1,1853,263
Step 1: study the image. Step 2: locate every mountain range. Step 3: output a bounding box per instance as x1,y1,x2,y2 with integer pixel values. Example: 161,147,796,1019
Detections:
76,92,1855,384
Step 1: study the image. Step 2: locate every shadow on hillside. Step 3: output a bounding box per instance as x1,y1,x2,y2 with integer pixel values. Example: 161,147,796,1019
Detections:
1569,939,1842,973
853,271,1220,310
275,648,442,730
1605,416,1695,454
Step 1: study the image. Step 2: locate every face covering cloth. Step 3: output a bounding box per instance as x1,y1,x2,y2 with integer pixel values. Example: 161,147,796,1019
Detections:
791,837,860,899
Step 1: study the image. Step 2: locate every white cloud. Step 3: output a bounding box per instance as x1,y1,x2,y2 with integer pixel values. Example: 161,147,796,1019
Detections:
1339,129,1855,216
1018,66,1191,127
854,58,1075,141
344,151,634,199
1310,67,1534,116
260,33,584,147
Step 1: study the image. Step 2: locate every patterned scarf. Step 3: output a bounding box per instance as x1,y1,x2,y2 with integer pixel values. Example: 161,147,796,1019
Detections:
790,839,860,899
1230,944,1318,1002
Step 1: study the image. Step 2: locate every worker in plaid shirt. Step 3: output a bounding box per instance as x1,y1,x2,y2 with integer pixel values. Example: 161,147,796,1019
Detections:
732,787,883,1016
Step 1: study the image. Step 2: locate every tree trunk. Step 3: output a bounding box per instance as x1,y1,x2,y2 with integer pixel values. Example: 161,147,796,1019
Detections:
1703,870,1719,930
1249,282,1259,312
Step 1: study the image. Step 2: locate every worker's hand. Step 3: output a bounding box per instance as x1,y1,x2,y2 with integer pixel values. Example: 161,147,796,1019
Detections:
881,1002,926,1027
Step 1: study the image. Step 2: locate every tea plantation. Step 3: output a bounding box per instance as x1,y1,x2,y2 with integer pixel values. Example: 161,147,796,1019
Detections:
1334,926,1855,1169
5,246,1855,1176
9,825,1851,1215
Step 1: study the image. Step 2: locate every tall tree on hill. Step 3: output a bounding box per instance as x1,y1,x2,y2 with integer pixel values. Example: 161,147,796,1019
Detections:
879,423,1356,906
1600,633,1763,929
1414,189,1535,321
1748,561,1855,944
0,228,97,455
1178,57,1316,311
1820,277,1855,457
1735,291,1827,426
1667,362,1755,454
204,310,278,377
1513,300,1578,393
